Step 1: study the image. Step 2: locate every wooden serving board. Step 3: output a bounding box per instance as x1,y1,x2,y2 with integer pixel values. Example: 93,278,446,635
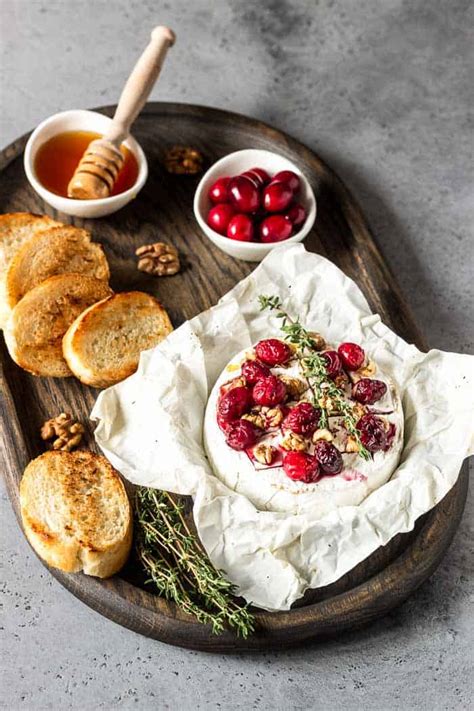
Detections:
0,103,468,652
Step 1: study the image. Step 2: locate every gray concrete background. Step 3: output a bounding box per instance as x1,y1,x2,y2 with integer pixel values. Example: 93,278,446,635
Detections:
1,1,472,709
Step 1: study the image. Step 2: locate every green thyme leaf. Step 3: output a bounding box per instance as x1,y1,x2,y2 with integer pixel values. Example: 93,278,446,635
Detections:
135,488,255,638
259,293,370,460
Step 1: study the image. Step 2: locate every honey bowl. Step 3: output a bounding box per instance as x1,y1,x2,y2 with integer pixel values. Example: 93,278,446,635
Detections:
24,110,148,218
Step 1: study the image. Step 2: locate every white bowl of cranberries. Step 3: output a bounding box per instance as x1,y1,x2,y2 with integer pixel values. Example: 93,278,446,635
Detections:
193,149,317,261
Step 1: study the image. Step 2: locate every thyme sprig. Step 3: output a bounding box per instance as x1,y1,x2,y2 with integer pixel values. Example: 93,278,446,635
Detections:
258,294,370,460
135,487,255,638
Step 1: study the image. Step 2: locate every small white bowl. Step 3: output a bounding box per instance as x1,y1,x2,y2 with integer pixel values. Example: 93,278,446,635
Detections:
193,149,316,262
24,109,148,218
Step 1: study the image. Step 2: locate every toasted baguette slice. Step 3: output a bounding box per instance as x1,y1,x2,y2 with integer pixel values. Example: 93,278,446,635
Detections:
6,225,109,308
0,213,62,329
20,450,132,578
63,291,173,388
4,274,113,377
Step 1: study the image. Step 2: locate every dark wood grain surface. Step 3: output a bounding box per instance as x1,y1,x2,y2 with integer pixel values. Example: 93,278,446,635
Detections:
0,103,468,652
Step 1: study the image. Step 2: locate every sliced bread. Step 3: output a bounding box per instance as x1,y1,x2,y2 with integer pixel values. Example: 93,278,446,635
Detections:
20,450,132,578
0,212,61,329
4,274,113,377
6,224,109,308
63,291,173,388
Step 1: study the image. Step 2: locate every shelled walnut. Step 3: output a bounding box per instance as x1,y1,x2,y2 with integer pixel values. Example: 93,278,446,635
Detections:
334,372,350,390
280,376,306,400
349,361,377,384
345,436,360,453
260,406,284,427
227,376,246,390
136,242,180,276
242,412,266,429
281,432,308,452
308,332,326,350
40,413,84,451
253,443,277,465
317,393,338,414
312,428,334,443
351,402,367,421
164,145,204,174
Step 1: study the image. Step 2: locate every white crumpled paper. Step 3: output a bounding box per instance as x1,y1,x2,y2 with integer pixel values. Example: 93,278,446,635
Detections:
91,245,474,611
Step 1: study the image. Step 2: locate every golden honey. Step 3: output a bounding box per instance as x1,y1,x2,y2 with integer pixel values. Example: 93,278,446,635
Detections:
34,130,139,198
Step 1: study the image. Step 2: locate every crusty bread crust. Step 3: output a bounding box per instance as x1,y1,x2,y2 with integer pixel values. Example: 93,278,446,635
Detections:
0,213,61,249
6,225,109,308
20,450,132,578
0,213,62,329
4,274,113,377
63,291,173,388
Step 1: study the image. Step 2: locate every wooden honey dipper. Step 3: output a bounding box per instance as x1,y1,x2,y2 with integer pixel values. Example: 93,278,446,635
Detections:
67,26,175,200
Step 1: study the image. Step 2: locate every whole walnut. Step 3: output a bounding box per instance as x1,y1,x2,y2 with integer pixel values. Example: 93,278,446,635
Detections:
164,145,204,175
40,413,84,451
135,242,180,276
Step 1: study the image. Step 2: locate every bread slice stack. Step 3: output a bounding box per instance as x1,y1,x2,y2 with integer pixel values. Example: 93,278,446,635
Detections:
2,212,173,385
2,213,112,377
0,213,62,329
20,450,132,578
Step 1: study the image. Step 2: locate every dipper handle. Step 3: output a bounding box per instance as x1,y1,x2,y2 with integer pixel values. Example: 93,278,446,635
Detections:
106,26,175,145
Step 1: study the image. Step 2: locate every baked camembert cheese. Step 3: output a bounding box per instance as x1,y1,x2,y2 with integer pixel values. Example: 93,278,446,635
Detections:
204,330,403,516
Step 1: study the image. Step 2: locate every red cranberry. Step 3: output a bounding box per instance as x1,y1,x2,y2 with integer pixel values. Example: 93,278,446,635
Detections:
208,177,230,204
383,423,396,451
253,375,286,407
255,339,292,366
225,419,258,450
356,414,387,453
217,386,251,422
273,170,300,193
314,440,343,475
282,402,320,436
207,204,235,235
322,350,342,378
283,451,320,483
285,202,307,228
260,215,293,243
217,414,231,433
240,171,262,189
338,342,365,371
249,167,270,185
228,176,260,213
227,214,254,242
352,378,387,405
241,359,271,384
263,180,293,212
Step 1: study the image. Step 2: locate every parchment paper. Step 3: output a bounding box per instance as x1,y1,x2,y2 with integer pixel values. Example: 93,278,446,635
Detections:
91,245,474,611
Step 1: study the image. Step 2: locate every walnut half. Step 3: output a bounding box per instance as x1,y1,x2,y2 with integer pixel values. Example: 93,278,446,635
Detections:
260,406,284,427
281,432,308,452
345,436,360,453
253,443,277,465
280,376,307,400
242,412,266,430
40,413,85,451
308,332,326,350
136,242,180,276
164,145,204,175
312,428,334,443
